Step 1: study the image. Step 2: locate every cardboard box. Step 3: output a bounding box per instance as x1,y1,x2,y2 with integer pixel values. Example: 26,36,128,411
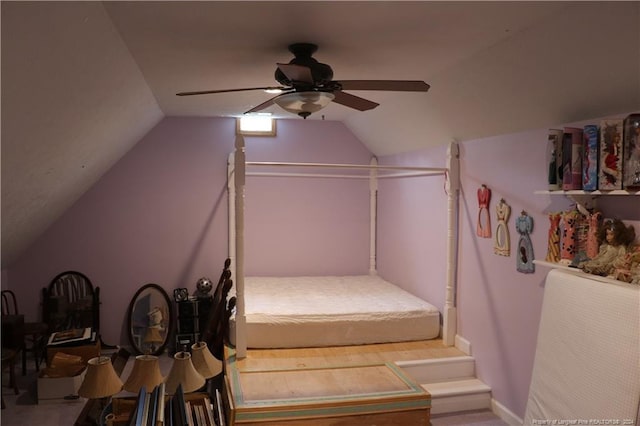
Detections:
37,366,86,402
47,340,101,366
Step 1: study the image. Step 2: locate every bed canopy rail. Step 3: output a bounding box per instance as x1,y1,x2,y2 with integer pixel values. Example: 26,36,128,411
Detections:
228,135,460,358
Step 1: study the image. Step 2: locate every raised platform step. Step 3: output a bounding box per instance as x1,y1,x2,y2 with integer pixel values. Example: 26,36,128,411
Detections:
396,355,476,383
422,378,492,415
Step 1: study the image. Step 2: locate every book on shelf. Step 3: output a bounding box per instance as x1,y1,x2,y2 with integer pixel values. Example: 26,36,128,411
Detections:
599,118,624,190
582,124,599,191
47,327,93,346
562,127,583,190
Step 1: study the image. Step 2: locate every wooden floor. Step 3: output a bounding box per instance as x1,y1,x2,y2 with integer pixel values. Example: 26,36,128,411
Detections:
232,339,464,372
223,340,465,425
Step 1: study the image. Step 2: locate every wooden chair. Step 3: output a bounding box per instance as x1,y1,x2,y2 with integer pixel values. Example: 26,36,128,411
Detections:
42,271,105,348
1,290,48,375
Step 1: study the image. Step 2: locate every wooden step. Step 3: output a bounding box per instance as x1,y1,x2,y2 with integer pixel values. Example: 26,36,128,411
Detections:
396,355,475,383
421,378,491,415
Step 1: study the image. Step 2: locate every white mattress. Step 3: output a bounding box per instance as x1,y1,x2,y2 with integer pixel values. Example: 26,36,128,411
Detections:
229,275,440,348
524,269,640,424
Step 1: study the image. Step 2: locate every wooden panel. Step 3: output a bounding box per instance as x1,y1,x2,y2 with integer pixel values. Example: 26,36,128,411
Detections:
237,408,430,425
240,364,414,401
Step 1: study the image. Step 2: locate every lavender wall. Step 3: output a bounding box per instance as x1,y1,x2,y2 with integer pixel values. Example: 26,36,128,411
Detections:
243,119,372,276
378,114,639,419
5,112,637,419
5,117,371,345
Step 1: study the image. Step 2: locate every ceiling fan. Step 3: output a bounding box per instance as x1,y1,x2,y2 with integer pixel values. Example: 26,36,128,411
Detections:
176,43,430,119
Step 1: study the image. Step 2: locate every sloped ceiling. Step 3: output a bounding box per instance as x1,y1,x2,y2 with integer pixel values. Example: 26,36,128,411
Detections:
1,1,639,268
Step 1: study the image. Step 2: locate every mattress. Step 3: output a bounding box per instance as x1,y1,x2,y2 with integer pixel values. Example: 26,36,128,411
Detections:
229,275,440,348
524,269,640,424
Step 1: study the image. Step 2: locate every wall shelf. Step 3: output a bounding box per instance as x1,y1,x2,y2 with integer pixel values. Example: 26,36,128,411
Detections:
534,189,639,196
533,260,630,286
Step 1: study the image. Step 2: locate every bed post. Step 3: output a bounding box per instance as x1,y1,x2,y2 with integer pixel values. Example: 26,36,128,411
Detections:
234,135,247,358
369,156,378,275
228,152,236,281
443,141,460,346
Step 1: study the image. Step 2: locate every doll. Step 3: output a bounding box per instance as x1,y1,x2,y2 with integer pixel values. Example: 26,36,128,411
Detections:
610,244,640,283
578,219,636,277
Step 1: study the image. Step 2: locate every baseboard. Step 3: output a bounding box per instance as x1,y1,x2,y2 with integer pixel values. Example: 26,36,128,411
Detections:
454,334,471,355
491,398,523,426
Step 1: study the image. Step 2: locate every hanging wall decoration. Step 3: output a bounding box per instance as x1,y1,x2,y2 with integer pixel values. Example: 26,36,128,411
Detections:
545,212,562,263
516,210,535,273
493,198,511,256
476,184,491,238
586,210,603,260
561,209,581,264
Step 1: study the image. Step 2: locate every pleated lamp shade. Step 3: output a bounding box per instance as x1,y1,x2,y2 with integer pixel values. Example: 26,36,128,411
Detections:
191,342,222,379
78,356,123,399
123,355,164,393
164,351,205,394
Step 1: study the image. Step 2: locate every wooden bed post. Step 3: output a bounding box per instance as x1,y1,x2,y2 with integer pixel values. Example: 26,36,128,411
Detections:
443,141,460,346
234,135,247,358
228,152,236,281
369,156,378,275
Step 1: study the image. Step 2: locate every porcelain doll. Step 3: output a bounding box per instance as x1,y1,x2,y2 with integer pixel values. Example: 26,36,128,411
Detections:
578,219,636,276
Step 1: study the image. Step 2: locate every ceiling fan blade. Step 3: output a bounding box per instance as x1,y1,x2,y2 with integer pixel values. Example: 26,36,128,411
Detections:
244,95,280,114
336,80,430,92
332,91,379,111
176,86,286,96
276,63,314,84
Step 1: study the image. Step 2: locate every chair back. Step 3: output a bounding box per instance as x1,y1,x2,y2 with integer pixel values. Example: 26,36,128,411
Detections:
43,271,100,334
1,290,25,350
1,290,18,316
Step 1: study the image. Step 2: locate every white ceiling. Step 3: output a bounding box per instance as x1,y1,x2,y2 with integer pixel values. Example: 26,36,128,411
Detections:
2,1,639,268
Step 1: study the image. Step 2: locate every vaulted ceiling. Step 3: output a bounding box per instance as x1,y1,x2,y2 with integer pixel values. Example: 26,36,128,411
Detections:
2,1,639,268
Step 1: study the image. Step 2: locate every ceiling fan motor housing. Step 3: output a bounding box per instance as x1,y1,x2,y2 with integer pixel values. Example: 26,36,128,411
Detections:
275,43,334,87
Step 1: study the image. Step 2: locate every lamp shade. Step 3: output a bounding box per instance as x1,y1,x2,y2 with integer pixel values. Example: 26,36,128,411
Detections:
78,356,123,399
190,342,222,379
273,91,335,118
123,354,164,393
164,351,205,394
143,327,164,344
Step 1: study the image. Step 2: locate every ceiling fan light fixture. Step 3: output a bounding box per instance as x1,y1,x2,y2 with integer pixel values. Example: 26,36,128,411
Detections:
273,91,334,119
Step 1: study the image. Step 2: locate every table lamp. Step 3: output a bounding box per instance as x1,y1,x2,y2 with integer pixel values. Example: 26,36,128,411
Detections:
143,326,164,353
191,341,222,379
123,354,164,393
164,351,205,395
78,356,123,401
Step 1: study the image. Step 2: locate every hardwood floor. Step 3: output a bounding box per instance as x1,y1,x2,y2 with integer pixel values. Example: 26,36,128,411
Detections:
224,340,467,425
232,339,465,372
2,342,509,425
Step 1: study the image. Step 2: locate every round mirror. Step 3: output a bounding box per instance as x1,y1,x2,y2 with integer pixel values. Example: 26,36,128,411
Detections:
127,283,173,356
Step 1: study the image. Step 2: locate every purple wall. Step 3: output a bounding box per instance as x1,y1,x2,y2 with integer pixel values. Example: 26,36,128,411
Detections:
378,115,639,419
5,113,638,420
243,119,372,276
5,117,371,345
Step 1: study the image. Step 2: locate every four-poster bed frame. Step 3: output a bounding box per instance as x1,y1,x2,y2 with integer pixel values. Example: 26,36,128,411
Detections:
227,135,460,359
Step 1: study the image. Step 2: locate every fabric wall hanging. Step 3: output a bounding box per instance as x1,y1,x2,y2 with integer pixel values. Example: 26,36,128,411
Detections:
516,210,535,273
545,213,561,263
476,184,491,238
493,198,510,256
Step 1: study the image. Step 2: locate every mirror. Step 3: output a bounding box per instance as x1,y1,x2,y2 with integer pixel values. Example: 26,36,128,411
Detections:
127,283,173,356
